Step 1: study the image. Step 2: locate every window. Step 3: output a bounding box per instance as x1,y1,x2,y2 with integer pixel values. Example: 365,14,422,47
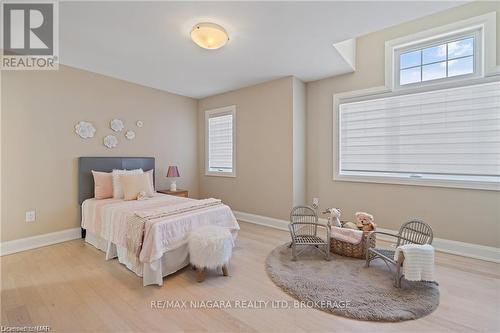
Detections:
385,12,499,90
396,31,480,88
337,81,500,190
205,106,236,177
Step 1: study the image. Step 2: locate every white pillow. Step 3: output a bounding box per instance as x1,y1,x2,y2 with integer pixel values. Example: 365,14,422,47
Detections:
112,169,143,198
145,169,155,194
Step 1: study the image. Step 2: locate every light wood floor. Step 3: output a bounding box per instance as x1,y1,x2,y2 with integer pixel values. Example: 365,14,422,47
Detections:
1,222,499,333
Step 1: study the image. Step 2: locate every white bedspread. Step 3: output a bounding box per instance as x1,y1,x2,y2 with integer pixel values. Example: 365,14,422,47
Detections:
81,194,239,278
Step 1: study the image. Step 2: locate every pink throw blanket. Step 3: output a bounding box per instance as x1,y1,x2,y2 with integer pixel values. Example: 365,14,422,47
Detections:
331,226,363,244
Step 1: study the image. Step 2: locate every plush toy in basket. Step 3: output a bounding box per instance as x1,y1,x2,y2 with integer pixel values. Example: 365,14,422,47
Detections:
355,212,376,232
323,208,376,259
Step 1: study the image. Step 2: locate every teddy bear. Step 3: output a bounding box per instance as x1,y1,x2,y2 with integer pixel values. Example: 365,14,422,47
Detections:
355,212,376,232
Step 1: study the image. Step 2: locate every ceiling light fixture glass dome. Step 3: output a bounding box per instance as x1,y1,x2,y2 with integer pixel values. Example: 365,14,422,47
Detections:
191,22,229,50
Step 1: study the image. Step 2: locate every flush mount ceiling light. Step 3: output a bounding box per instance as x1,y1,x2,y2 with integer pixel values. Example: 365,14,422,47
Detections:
191,22,229,50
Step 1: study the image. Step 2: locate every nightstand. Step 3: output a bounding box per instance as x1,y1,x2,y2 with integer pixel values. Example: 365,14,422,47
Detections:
157,189,188,198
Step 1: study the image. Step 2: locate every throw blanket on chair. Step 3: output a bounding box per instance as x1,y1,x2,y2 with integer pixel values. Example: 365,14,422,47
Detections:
394,244,435,282
126,198,222,268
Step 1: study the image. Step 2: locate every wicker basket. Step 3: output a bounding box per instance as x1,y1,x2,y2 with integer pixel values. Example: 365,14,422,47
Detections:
330,230,375,259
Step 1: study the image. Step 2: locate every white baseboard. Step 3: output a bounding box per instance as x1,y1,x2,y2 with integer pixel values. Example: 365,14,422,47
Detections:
3,213,499,263
234,211,500,263
0,228,81,256
234,211,289,231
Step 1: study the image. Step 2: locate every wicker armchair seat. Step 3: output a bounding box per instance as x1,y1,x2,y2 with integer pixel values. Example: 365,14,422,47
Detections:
370,248,397,264
293,235,327,245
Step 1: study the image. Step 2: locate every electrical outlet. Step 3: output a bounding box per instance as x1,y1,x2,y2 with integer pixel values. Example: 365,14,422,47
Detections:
26,211,36,223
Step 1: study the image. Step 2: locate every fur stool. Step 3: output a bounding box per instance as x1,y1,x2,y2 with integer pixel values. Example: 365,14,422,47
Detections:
188,225,233,282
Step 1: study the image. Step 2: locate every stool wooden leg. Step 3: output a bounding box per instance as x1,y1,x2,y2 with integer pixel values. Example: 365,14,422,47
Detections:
197,268,206,282
222,264,228,276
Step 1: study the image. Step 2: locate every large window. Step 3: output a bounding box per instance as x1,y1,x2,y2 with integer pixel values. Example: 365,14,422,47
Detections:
396,31,480,88
205,106,236,177
337,81,500,190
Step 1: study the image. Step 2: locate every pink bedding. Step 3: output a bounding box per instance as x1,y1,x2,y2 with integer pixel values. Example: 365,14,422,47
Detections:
81,194,239,263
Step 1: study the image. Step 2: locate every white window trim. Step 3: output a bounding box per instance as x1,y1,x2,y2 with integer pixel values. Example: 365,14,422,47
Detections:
395,29,481,89
333,77,500,192
205,105,236,178
385,12,498,91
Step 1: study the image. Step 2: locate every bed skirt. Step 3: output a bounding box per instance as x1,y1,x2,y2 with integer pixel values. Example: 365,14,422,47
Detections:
85,232,190,286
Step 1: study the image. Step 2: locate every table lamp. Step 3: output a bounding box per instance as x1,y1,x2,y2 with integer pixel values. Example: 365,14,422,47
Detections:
166,166,180,191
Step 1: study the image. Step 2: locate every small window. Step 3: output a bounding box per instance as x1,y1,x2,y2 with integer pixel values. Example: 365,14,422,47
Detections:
205,106,236,177
396,32,480,89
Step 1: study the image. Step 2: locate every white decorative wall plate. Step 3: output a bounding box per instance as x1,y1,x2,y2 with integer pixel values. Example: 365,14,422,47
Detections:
75,121,96,139
104,135,118,148
136,120,143,128
125,130,135,140
110,119,124,132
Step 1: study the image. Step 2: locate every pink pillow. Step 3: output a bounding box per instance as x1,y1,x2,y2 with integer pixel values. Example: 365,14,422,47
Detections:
120,173,155,200
92,170,113,199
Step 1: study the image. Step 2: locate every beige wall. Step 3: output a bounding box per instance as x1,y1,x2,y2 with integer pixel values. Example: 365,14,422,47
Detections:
1,65,198,242
292,78,306,206
198,77,295,220
306,2,500,247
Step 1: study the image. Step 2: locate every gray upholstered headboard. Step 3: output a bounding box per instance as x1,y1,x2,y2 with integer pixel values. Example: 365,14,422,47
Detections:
78,156,155,204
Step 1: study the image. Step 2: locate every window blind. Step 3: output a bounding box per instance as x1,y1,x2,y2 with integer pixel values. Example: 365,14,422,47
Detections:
208,113,233,173
339,81,500,183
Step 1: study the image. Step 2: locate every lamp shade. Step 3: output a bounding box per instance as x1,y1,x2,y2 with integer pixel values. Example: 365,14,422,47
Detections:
166,166,180,178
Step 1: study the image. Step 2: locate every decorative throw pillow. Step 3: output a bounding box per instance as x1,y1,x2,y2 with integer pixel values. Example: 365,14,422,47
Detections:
112,169,143,199
120,173,154,201
145,169,155,194
92,170,113,199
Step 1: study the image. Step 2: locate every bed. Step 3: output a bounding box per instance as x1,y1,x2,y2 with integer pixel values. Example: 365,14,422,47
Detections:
79,157,239,286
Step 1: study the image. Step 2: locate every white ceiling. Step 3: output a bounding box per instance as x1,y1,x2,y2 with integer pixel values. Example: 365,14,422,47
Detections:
60,1,466,98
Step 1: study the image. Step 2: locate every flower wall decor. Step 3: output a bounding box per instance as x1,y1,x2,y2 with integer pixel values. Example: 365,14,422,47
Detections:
104,135,118,149
75,121,96,139
75,118,143,146
110,119,124,132
125,130,136,140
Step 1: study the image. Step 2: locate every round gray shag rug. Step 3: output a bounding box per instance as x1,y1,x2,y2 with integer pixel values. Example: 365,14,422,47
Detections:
265,243,439,322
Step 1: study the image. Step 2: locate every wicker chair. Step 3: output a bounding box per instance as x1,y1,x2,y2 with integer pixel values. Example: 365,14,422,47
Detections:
365,220,433,287
289,206,331,261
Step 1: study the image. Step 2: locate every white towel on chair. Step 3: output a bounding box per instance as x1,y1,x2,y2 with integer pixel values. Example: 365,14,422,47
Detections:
394,244,435,282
